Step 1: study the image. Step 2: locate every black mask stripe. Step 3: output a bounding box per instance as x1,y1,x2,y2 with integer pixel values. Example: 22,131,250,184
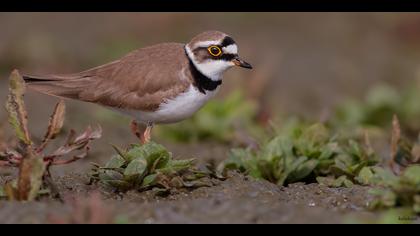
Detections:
220,53,236,61
193,47,237,61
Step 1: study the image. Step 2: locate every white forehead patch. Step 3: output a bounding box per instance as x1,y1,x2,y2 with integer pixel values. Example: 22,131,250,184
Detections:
193,40,222,48
222,44,238,54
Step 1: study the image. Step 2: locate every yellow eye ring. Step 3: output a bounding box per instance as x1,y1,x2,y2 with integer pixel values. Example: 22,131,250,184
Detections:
207,46,222,57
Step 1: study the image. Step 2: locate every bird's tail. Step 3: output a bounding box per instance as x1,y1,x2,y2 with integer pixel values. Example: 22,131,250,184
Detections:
22,73,92,100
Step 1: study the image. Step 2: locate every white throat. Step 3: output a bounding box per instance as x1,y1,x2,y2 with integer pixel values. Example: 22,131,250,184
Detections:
185,45,234,81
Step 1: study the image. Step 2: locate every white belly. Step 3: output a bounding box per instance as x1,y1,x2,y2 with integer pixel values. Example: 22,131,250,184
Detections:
113,85,219,124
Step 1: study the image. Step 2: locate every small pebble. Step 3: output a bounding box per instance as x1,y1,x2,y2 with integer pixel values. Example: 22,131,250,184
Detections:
249,192,258,198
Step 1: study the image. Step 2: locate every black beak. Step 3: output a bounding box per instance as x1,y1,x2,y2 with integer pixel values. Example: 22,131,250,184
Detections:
233,57,253,69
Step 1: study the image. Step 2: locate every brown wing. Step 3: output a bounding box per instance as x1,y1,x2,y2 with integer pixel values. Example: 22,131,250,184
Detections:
23,43,192,112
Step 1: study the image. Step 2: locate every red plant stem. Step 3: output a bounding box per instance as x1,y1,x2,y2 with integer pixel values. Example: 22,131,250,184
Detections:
5,154,81,166
43,155,57,162
36,143,48,154
0,160,10,166
9,155,22,161
8,159,20,165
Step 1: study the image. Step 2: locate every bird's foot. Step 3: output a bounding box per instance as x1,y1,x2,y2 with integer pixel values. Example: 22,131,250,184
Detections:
130,120,143,140
142,123,153,144
130,120,153,145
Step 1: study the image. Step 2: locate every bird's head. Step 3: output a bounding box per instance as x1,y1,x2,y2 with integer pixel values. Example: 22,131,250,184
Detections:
185,31,252,81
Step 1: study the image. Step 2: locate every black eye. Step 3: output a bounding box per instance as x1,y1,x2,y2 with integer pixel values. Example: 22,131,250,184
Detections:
208,46,222,57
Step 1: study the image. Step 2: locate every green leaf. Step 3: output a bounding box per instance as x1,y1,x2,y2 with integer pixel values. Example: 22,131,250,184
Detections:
111,144,128,160
142,174,158,187
152,187,170,197
317,175,354,188
355,166,374,185
27,157,46,201
150,156,169,173
12,155,46,201
124,158,147,181
6,70,31,145
343,177,354,188
347,140,362,158
169,159,195,169
373,167,398,186
331,156,353,176
263,136,288,159
15,152,47,201
401,165,420,185
105,155,126,169
125,142,170,170
316,176,335,186
99,169,124,181
258,159,277,183
0,186,5,198
169,176,184,188
124,146,143,162
40,100,65,149
143,142,170,170
333,175,346,187
413,195,420,213
318,143,339,160
301,123,330,146
157,159,195,175
287,159,318,183
368,189,397,209
103,180,132,190
223,148,254,172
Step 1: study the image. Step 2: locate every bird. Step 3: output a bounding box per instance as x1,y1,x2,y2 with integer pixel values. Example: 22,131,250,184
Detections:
22,30,253,144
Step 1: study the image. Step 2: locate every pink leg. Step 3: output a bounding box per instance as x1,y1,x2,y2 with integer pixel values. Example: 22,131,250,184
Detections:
130,120,143,141
130,120,153,144
141,123,153,144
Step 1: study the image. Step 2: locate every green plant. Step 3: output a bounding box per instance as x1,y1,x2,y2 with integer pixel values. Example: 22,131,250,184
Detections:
337,115,420,215
219,121,378,186
389,115,420,175
368,165,420,215
90,141,218,195
155,90,263,143
331,82,420,135
0,70,101,201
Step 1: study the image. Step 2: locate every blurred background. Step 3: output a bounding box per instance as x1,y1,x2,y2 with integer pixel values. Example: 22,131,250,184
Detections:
2,12,420,171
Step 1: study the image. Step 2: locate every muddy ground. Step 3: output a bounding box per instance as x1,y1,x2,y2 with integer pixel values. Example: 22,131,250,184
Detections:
0,172,376,224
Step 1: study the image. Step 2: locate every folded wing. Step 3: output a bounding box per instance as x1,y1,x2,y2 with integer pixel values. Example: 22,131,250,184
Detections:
23,43,190,112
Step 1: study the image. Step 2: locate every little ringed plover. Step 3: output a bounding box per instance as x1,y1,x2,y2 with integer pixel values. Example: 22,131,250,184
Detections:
22,30,253,143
